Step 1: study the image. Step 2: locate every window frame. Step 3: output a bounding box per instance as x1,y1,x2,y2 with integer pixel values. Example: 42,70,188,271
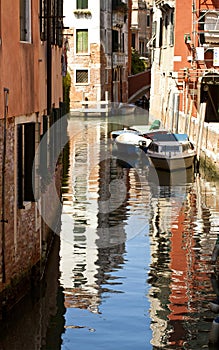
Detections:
76,0,88,9
20,0,32,43
76,29,89,54
17,122,36,208
75,69,89,85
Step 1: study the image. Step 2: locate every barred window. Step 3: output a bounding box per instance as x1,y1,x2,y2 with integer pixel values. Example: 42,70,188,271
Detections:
77,0,88,9
76,70,89,84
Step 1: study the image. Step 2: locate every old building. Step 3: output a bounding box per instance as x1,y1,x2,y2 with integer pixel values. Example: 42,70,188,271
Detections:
150,0,219,171
64,0,129,110
0,0,65,309
131,0,153,68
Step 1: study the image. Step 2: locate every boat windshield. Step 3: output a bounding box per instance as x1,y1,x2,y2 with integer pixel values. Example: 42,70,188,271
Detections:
160,145,181,153
149,133,177,142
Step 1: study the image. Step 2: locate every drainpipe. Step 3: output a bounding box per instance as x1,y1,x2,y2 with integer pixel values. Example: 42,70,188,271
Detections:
47,0,52,116
1,88,9,283
111,2,114,103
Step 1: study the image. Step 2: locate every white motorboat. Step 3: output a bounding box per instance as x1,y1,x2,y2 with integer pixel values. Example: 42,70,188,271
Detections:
115,132,152,155
146,133,196,171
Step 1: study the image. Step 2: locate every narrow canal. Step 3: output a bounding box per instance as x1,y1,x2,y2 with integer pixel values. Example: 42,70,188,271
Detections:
1,114,219,349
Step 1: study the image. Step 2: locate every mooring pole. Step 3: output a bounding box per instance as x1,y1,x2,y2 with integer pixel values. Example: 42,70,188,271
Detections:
1,88,9,283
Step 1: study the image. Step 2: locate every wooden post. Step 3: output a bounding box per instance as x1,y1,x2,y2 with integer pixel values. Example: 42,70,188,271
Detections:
195,102,206,173
186,99,193,138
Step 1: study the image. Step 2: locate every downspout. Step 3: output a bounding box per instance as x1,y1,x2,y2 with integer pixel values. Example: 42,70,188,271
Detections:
1,88,9,283
111,1,114,103
47,0,52,116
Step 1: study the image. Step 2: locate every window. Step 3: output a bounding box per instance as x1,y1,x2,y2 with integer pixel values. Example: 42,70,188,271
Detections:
159,18,163,47
20,0,31,42
169,11,174,46
77,0,88,9
112,30,119,52
132,33,136,49
139,40,144,55
17,123,36,207
76,70,89,84
163,14,168,46
76,29,88,53
39,0,63,46
204,12,219,43
147,14,150,27
40,0,47,41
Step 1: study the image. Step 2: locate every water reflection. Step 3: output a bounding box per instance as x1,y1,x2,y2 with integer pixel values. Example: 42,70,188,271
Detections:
58,116,219,349
148,174,219,349
0,236,65,350
2,116,219,349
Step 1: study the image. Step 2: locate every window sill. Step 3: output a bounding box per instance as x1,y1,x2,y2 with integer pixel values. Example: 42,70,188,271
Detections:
75,83,89,86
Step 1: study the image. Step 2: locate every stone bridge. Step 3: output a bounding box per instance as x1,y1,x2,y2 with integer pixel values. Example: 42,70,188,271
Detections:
128,70,151,102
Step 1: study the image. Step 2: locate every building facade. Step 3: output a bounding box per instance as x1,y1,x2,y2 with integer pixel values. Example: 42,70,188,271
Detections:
0,0,65,309
64,0,129,110
150,0,219,170
131,0,153,68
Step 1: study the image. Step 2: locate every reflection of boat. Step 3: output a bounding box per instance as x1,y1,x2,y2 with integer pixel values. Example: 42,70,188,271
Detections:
115,132,152,155
148,166,194,187
111,103,136,115
145,133,196,171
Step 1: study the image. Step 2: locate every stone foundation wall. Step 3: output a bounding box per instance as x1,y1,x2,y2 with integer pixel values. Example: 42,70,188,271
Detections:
0,110,64,312
163,111,219,174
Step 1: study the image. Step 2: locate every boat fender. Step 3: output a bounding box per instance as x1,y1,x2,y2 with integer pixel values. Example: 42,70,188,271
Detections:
211,275,219,297
212,235,219,263
209,316,219,344
208,300,219,313
212,244,219,263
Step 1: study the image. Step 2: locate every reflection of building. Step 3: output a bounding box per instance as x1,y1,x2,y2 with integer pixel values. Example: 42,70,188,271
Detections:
60,119,151,314
0,236,65,350
148,176,219,348
60,120,101,312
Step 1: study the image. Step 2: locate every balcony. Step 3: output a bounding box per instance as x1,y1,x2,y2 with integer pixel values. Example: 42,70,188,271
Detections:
203,11,219,44
112,11,125,28
155,0,174,8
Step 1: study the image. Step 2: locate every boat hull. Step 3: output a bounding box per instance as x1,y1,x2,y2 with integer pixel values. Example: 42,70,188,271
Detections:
147,153,196,171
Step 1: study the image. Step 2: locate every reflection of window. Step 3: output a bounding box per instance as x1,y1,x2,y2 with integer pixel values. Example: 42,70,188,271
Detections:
76,70,88,84
76,29,88,53
77,0,88,9
20,0,31,42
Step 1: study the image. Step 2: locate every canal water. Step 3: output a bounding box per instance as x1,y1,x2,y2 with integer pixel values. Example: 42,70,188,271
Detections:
1,113,219,349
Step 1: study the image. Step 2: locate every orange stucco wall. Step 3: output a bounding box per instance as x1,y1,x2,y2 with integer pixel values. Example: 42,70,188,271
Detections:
0,0,63,119
174,0,193,72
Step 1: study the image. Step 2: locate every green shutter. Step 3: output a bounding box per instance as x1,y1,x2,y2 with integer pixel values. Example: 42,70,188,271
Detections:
77,0,88,9
76,30,88,53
